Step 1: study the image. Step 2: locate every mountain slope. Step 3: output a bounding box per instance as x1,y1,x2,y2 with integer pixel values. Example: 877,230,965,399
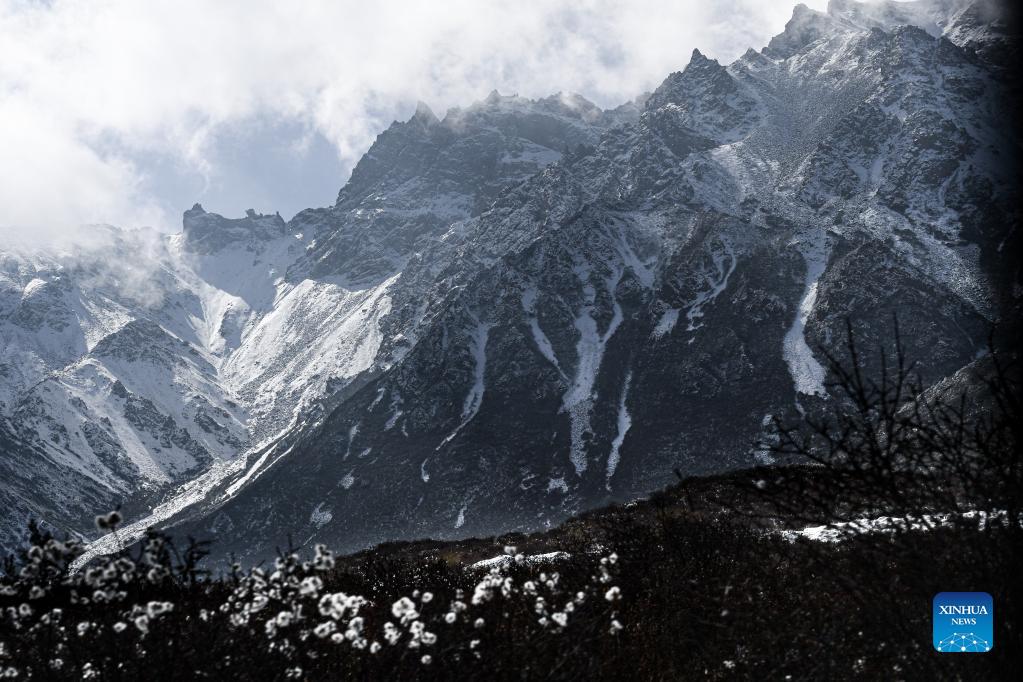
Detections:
0,94,626,553
67,0,1019,566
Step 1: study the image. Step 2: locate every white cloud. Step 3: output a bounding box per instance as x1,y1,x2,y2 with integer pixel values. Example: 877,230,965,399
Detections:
0,0,825,235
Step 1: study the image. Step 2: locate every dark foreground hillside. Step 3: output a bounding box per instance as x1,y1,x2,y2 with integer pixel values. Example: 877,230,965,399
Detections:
0,462,1019,681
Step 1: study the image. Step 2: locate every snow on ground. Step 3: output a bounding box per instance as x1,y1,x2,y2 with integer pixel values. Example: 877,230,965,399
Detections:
68,450,265,573
686,238,737,331
780,510,1014,543
605,371,632,489
436,316,492,448
72,420,314,573
309,503,333,528
547,477,569,494
470,551,571,570
168,232,304,355
611,223,655,289
521,286,564,375
651,308,679,339
563,263,623,475
462,319,492,422
782,233,828,398
343,423,360,460
384,405,404,431
223,273,398,433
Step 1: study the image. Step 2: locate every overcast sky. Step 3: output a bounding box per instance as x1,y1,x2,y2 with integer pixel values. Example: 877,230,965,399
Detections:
0,0,829,237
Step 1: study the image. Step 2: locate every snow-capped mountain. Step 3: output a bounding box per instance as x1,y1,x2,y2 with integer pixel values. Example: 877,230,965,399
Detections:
0,92,624,553
2,0,1018,564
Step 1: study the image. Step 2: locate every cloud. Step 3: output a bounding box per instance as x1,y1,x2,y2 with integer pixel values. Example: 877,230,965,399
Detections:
0,0,825,235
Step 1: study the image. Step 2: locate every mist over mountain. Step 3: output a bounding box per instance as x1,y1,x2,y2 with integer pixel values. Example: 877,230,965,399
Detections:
1,0,1019,566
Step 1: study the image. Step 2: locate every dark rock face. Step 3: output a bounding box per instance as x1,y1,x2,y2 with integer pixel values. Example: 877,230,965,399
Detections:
765,4,839,59
0,419,116,552
290,91,618,287
183,204,287,254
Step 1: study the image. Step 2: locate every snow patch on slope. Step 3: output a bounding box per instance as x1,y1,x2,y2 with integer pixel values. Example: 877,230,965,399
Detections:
462,318,492,421
437,317,492,449
521,286,563,375
563,264,624,475
782,234,828,398
223,273,398,433
686,238,737,331
605,370,632,489
69,446,272,573
652,308,679,339
309,503,333,528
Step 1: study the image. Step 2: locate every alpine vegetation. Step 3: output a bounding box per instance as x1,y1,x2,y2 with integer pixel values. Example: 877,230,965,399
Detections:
1,523,625,680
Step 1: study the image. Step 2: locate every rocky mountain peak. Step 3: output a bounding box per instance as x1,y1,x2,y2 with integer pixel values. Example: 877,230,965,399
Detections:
644,47,759,144
645,49,733,109
181,204,286,254
945,0,1020,67
764,3,837,58
410,100,440,126
687,47,714,67
827,0,973,37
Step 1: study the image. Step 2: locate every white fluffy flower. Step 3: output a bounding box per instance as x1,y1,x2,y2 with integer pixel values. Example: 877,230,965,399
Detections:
313,622,336,638
391,597,419,624
146,601,174,618
299,576,323,597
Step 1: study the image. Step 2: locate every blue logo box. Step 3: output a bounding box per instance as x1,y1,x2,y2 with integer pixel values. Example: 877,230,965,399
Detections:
933,592,993,653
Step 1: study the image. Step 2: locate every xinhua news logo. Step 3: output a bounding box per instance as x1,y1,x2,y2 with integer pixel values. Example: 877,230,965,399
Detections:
933,592,993,653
